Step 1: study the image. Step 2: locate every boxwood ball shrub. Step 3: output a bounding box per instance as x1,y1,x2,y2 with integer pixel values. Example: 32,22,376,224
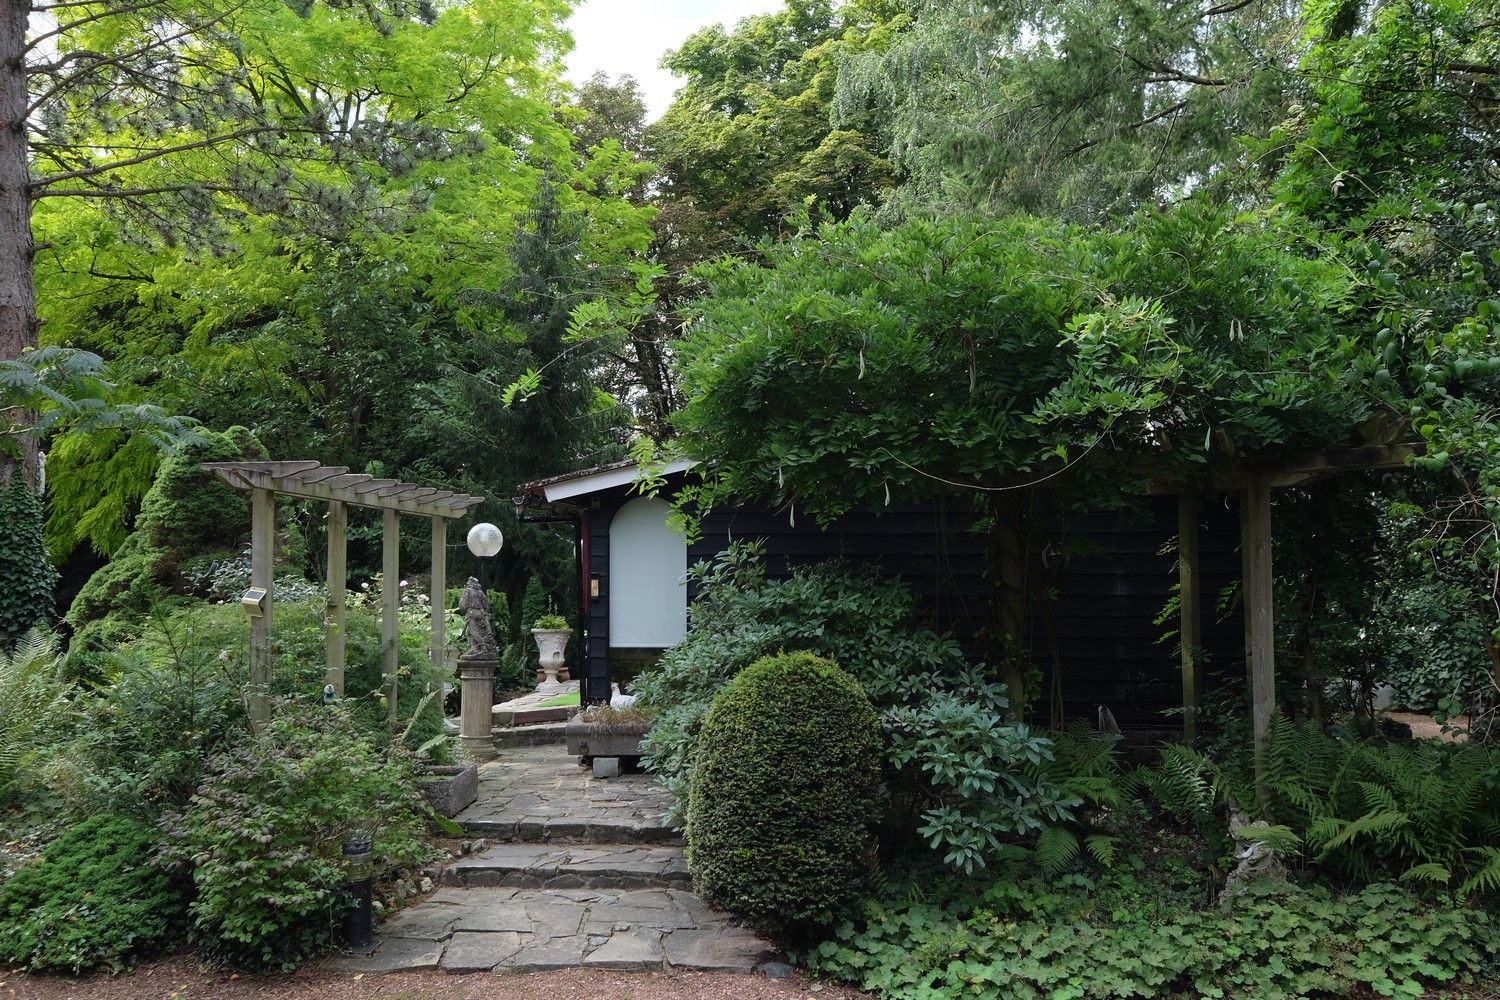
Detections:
0,815,185,972
686,651,883,936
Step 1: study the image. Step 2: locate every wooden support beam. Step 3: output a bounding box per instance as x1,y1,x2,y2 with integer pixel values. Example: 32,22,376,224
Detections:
382,507,400,730
430,516,447,679
249,486,275,727
1178,495,1203,745
205,466,480,518
1241,476,1276,810
325,500,347,695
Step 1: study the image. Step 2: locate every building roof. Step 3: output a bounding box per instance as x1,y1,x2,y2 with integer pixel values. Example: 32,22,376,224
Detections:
520,458,699,503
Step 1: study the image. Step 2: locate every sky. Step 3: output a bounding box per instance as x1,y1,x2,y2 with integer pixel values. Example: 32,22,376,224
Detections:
565,0,784,120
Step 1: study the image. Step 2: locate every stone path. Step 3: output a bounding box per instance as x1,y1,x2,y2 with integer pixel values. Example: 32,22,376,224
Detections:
334,886,776,974
453,745,677,843
446,842,690,889
337,744,781,976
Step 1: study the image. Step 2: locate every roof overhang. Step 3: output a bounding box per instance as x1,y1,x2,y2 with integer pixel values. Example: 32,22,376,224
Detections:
525,459,699,503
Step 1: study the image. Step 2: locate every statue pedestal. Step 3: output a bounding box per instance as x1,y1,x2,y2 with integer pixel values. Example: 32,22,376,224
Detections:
458,656,496,762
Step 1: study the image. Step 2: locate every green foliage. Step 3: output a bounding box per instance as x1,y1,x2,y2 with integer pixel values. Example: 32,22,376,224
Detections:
653,0,901,238
0,815,185,972
686,652,883,936
836,0,1293,221
60,614,247,817
112,598,450,759
0,473,57,649
519,574,547,645
808,871,1499,1000
486,589,512,646
635,542,965,821
671,206,1373,525
636,543,1101,875
0,347,194,518
1138,717,1500,895
496,640,530,697
0,631,74,798
160,702,430,970
534,612,568,629
65,426,264,643
885,678,1108,875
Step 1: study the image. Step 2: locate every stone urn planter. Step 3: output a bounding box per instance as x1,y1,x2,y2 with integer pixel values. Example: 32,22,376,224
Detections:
531,627,572,686
417,762,479,818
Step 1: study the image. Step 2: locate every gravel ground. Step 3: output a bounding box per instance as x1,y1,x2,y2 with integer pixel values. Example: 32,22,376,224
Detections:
1383,710,1472,742
1,954,870,1000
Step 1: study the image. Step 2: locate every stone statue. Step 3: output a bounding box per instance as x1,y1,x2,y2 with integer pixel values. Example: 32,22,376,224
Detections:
458,576,497,661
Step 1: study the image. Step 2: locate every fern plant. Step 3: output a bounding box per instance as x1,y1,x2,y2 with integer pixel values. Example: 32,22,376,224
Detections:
0,630,74,791
1139,714,1500,895
1027,723,1130,874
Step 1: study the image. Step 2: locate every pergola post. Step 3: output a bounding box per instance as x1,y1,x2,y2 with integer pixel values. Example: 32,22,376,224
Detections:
430,516,447,674
325,500,347,695
249,486,275,727
1241,476,1275,810
382,507,400,730
1178,495,1203,745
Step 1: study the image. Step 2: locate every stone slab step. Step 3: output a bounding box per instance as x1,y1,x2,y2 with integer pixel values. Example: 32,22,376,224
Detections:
492,722,568,748
329,886,778,974
444,843,689,890
456,814,680,845
493,705,574,727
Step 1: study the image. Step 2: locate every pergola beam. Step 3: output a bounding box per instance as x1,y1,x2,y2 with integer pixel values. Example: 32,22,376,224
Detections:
203,462,481,519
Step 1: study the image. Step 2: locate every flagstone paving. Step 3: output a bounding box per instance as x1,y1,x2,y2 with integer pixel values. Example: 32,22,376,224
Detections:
453,745,677,843
445,842,690,889
334,886,776,973
335,744,781,976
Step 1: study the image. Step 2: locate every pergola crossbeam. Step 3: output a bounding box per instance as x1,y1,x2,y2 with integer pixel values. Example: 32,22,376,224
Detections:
203,462,482,519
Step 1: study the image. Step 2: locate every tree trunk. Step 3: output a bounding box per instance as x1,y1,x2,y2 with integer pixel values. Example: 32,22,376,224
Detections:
0,4,37,488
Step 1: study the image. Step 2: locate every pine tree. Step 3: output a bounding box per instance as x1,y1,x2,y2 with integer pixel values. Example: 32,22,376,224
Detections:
0,472,57,650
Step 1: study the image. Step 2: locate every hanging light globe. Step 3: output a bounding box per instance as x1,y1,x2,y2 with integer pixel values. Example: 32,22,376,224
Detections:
466,522,503,558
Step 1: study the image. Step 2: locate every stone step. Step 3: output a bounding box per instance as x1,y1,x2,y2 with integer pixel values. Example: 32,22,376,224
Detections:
492,722,568,748
456,814,680,845
444,843,690,890
492,705,574,728
334,885,778,975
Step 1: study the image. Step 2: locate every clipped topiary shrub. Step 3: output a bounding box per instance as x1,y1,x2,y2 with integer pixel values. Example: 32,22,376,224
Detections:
686,651,884,937
0,815,186,971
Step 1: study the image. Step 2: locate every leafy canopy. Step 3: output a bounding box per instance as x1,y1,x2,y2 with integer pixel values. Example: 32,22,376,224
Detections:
672,204,1376,521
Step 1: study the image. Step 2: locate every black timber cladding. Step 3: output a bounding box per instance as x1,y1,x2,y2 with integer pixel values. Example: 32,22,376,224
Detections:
581,483,1243,724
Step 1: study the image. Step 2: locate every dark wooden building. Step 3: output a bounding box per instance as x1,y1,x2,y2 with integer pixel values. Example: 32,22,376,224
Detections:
521,460,1245,729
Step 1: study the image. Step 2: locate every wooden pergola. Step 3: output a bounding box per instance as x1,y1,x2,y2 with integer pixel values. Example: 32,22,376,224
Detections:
1174,442,1421,800
203,461,483,726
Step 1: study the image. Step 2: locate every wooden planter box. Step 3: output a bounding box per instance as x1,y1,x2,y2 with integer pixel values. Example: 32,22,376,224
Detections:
565,719,650,759
417,762,479,818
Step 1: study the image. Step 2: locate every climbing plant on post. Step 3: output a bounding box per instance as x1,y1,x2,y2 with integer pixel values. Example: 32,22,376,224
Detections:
0,471,56,651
